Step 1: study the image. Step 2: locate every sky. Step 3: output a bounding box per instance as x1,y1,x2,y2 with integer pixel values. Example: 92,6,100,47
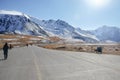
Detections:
0,0,120,30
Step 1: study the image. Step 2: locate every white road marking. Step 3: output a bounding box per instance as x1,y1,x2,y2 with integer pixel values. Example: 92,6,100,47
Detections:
31,48,42,80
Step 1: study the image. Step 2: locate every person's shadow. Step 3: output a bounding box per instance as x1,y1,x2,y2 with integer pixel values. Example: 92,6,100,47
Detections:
0,59,4,61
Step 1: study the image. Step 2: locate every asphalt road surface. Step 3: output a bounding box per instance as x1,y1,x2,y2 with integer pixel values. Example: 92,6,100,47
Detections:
0,46,120,80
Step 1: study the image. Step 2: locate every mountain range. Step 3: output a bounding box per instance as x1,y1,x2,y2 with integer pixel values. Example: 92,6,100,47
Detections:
0,10,48,36
0,10,120,43
90,26,120,42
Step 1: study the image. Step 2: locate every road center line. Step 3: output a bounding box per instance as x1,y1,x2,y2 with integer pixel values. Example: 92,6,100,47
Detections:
31,47,42,80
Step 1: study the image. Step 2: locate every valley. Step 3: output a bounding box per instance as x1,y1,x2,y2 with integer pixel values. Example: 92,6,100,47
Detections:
0,34,120,56
0,10,120,55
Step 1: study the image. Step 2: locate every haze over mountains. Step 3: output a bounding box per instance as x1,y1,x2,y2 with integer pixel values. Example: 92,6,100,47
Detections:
91,26,120,42
0,10,120,42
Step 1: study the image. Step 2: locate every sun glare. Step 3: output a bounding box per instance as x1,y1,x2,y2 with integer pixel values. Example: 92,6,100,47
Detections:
84,0,112,9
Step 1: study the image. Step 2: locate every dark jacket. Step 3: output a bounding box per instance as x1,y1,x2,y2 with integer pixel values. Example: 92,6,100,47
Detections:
3,43,9,52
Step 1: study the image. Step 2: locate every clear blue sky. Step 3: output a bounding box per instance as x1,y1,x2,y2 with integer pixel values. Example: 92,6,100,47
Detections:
0,0,120,30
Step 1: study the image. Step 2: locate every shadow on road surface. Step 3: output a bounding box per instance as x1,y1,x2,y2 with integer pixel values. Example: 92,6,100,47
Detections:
0,59,5,61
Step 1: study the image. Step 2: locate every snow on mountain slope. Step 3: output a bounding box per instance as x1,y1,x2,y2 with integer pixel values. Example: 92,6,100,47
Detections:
0,10,48,36
2,10,119,42
30,17,120,42
39,19,74,37
30,18,99,42
90,26,120,42
0,10,30,19
75,28,99,41
0,10,98,42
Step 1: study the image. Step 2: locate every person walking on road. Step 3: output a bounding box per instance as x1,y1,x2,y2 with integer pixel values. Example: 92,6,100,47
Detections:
9,44,13,49
3,43,9,60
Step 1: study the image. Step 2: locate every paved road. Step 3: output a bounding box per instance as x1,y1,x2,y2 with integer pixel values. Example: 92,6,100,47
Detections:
0,46,120,80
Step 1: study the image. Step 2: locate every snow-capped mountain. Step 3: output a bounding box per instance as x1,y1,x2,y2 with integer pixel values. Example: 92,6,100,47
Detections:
0,10,48,36
31,18,99,42
1,10,119,42
0,10,98,42
90,26,120,42
75,28,99,41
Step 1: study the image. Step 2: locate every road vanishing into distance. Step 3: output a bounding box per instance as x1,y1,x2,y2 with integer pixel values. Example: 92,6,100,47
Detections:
0,46,120,80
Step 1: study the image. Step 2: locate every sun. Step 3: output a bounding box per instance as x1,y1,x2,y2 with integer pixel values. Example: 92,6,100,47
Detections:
84,0,112,9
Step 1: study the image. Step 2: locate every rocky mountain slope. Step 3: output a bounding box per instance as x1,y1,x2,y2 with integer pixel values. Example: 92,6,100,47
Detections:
31,18,99,42
90,26,120,42
0,10,48,36
0,10,120,42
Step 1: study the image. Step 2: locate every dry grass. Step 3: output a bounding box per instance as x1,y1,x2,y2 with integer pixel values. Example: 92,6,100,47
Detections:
42,44,65,49
1,34,120,55
0,34,62,49
41,43,120,55
49,36,62,42
0,34,45,49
